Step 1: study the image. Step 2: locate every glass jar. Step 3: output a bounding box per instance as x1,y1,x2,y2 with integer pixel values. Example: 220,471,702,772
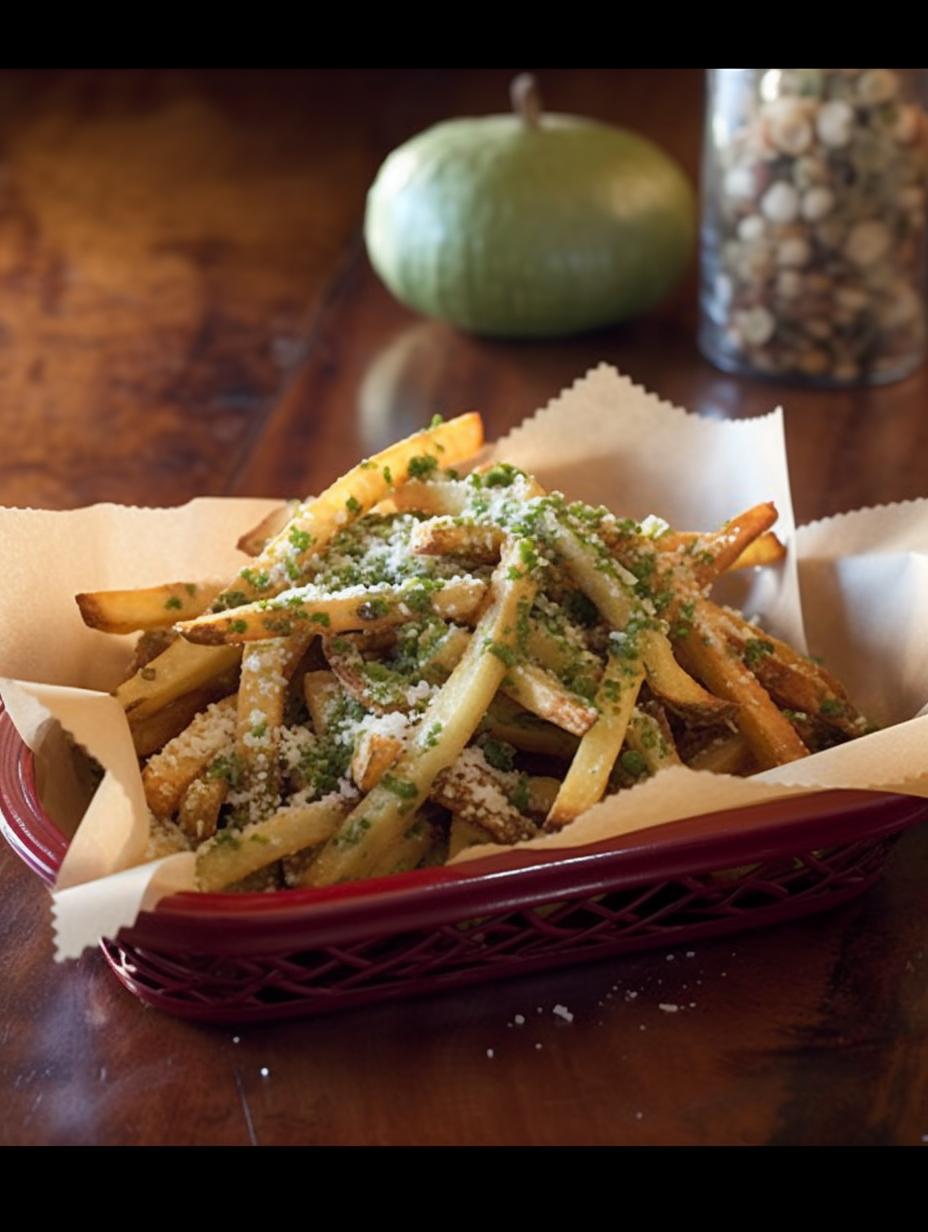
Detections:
699,68,928,386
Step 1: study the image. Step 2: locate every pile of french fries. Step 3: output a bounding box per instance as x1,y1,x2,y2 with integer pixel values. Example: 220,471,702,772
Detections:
75,413,875,893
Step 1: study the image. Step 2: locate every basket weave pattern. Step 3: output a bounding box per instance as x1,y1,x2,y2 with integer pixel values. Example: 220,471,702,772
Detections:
101,837,893,1022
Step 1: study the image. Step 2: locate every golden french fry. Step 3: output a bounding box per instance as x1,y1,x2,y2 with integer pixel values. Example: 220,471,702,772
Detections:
500,662,598,737
640,629,735,725
117,639,242,722
410,518,504,563
128,676,237,756
196,797,350,892
177,774,228,842
236,501,301,557
626,705,681,773
76,581,223,635
142,695,237,819
656,528,785,572
176,575,487,645
391,478,471,517
303,670,342,734
729,531,786,571
672,599,808,769
234,640,289,825
546,652,645,830
686,731,753,775
711,606,866,736
352,730,404,792
690,503,779,584
483,696,580,760
431,751,536,845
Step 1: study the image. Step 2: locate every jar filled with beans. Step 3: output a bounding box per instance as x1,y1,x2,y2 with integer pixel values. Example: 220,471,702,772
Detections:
699,69,928,385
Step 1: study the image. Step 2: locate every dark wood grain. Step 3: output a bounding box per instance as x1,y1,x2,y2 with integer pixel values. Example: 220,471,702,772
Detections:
1,68,927,1147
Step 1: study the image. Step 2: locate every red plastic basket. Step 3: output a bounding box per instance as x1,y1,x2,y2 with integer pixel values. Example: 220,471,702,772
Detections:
2,703,926,1024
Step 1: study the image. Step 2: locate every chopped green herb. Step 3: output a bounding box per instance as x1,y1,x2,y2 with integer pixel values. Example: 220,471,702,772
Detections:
345,495,362,515
382,774,419,801
481,462,524,489
335,816,372,848
229,619,248,634
164,595,182,611
743,638,774,670
620,750,647,778
211,590,248,612
288,526,312,552
310,612,331,627
429,413,444,428
407,454,439,480
240,567,270,591
357,597,390,621
207,753,244,789
486,640,517,667
480,737,516,773
819,697,846,718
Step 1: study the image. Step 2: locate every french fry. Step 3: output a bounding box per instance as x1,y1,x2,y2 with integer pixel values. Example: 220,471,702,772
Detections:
431,751,537,844
672,599,808,769
391,478,471,517
483,696,580,760
76,580,223,635
196,797,350,892
500,661,598,737
367,816,437,876
729,531,786,570
449,816,492,859
656,528,786,572
124,629,176,680
689,502,779,585
236,501,301,557
128,675,237,756
686,731,753,775
715,606,868,737
176,575,487,645
626,704,681,773
303,670,342,734
352,729,404,792
545,652,645,830
640,628,735,725
410,518,504,564
177,773,228,842
548,519,635,629
306,537,539,886
234,640,289,824
142,695,237,819
116,639,241,722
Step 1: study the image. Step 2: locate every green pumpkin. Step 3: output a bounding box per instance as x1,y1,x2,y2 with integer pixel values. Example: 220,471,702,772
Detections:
364,80,696,338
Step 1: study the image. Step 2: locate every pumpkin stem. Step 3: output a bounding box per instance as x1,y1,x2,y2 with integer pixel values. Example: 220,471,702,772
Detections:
510,74,542,128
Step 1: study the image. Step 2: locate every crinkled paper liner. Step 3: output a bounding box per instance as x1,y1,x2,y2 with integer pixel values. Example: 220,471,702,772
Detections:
1,365,927,960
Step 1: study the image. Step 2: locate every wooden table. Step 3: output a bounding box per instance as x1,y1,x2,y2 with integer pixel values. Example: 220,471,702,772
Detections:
2,68,927,1147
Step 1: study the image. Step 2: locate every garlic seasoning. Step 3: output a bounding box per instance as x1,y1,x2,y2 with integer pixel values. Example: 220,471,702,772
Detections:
699,69,928,385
